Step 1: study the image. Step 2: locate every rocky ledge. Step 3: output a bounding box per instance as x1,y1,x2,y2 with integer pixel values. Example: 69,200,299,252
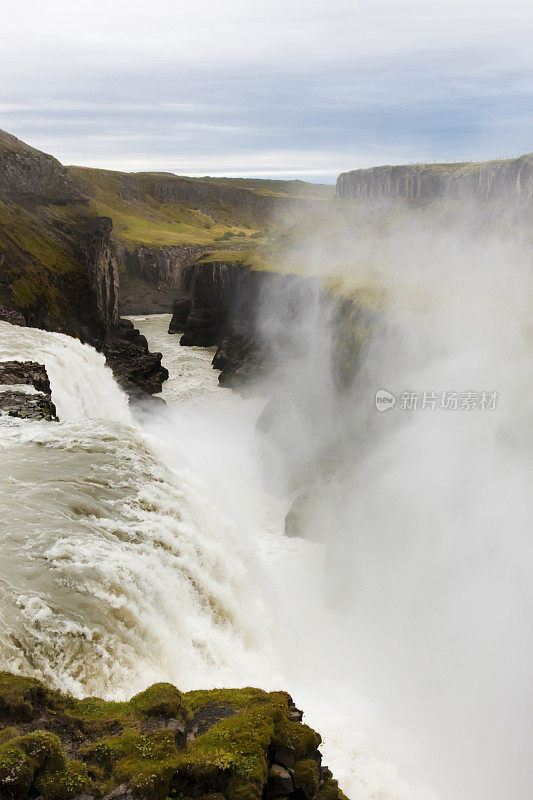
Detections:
0,361,57,421
102,320,168,401
0,672,347,800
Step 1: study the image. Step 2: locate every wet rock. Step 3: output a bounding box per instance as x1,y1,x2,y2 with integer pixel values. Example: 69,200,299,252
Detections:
0,390,57,421
319,765,331,786
0,361,51,393
266,764,294,797
0,305,26,326
103,318,169,397
288,707,304,723
102,783,132,800
0,361,57,420
168,296,192,333
180,307,223,347
273,742,296,770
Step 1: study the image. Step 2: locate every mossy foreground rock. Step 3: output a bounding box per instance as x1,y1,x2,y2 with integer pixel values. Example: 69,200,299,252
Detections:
0,673,347,800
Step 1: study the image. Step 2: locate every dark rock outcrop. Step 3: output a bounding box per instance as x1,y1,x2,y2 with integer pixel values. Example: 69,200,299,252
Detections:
0,361,51,393
102,319,168,398
0,390,57,421
0,130,84,206
168,259,266,386
0,361,57,420
168,296,192,333
0,672,348,800
0,306,26,326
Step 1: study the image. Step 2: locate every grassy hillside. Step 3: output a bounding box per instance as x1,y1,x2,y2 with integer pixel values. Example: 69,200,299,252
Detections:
68,166,331,312
69,167,328,255
69,167,263,248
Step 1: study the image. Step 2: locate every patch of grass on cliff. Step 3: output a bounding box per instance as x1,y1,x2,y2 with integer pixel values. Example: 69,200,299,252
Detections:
197,248,268,270
0,674,347,800
0,202,78,275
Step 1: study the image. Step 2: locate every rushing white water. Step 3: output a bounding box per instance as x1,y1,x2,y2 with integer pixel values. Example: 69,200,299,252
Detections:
0,320,280,698
0,322,132,424
126,314,224,404
0,315,438,800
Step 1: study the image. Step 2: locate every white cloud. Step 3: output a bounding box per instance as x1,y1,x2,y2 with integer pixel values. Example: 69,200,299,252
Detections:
1,1,533,177
2,0,533,75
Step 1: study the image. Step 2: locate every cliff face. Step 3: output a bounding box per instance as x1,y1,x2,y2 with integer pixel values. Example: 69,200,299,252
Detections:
118,243,205,315
120,243,202,288
337,153,533,203
0,130,116,337
168,259,320,387
147,173,310,217
74,216,120,336
0,130,83,207
0,130,166,397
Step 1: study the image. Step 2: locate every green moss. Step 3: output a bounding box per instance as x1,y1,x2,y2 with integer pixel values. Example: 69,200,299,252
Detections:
36,760,89,800
10,277,38,308
0,732,86,800
0,673,48,723
17,732,66,773
272,719,320,760
293,758,319,798
0,674,346,800
318,776,349,800
0,742,34,799
129,683,183,718
0,729,17,747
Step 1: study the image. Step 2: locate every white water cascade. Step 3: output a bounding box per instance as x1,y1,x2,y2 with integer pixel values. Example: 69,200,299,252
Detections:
4,273,533,800
0,315,438,800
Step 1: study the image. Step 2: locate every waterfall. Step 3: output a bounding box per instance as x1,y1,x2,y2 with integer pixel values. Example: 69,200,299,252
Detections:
0,316,436,800
0,321,131,424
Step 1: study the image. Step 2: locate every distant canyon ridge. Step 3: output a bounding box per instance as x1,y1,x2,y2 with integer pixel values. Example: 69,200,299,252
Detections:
1,127,531,396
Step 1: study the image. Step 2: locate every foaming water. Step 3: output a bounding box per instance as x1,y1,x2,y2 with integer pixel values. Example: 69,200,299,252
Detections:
0,317,436,800
0,322,279,699
127,315,224,403
0,322,131,423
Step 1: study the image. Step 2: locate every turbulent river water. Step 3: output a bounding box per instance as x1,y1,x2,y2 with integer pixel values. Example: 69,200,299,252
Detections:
1,314,432,800
5,306,529,800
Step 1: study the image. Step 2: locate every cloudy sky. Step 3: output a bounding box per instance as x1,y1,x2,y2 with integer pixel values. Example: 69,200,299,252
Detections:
1,0,533,181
